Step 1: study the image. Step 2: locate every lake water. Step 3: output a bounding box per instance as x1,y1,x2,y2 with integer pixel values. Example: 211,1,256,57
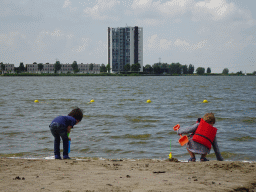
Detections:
0,76,255,161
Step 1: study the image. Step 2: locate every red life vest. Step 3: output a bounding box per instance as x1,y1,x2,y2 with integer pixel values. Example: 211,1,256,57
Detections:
192,119,217,149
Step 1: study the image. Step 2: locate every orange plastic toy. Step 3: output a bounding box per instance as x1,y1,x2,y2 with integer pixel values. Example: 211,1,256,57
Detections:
173,124,189,146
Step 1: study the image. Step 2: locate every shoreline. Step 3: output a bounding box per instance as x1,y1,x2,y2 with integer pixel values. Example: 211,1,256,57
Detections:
1,72,255,76
1,157,255,192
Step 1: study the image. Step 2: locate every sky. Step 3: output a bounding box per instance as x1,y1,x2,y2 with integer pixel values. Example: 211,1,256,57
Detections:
0,0,255,73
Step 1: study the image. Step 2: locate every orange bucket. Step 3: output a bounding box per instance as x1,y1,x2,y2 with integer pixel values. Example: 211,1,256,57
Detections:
178,135,189,146
173,124,189,146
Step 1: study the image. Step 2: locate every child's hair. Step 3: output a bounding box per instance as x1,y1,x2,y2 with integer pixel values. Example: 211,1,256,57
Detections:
68,107,83,122
202,113,215,124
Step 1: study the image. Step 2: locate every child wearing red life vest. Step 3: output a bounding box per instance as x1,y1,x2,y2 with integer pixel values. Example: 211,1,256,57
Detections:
177,113,223,162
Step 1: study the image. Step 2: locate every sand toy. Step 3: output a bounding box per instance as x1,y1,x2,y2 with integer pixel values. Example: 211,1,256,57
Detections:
173,124,189,146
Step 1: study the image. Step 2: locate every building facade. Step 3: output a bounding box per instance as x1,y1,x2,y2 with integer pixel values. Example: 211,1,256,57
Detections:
26,63,100,74
1,64,14,73
108,26,143,73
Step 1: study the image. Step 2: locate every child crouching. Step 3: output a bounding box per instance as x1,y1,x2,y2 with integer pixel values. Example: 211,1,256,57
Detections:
177,113,223,162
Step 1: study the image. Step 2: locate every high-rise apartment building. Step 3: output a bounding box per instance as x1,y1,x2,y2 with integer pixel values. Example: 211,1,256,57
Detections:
108,26,143,73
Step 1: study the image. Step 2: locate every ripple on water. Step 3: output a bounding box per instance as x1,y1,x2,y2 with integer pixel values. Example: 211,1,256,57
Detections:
111,134,151,140
0,152,30,157
207,151,238,159
79,148,90,153
125,116,159,123
3,132,25,137
230,136,256,141
241,117,256,124
129,141,147,145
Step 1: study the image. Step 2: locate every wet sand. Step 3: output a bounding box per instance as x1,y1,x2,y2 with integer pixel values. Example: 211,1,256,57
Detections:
0,158,255,192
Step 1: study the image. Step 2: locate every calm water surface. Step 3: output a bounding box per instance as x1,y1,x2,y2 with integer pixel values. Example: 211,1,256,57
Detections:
0,76,255,161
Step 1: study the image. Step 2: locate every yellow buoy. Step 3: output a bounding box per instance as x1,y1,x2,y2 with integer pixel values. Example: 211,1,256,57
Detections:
169,152,172,159
90,99,95,103
203,100,208,103
146,99,151,103
34,100,39,103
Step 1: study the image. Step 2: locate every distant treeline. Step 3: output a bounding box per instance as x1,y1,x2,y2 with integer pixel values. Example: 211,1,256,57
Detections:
141,62,255,75
1,61,255,76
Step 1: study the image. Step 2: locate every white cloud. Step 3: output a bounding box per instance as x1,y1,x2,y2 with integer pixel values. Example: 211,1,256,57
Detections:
160,39,172,50
147,34,158,49
157,0,193,16
192,0,236,21
174,39,190,47
51,30,63,37
0,32,19,46
146,34,208,52
73,38,90,53
63,0,72,8
131,0,153,9
83,0,120,20
89,40,107,58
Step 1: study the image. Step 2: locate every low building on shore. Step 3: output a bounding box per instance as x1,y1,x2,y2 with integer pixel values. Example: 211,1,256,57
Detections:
26,63,100,74
0,64,15,74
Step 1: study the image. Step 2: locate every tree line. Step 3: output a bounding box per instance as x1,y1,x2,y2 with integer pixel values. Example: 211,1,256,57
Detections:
1,61,255,75
100,63,141,73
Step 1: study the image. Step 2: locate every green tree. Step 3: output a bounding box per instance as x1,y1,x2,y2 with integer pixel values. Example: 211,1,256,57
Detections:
54,61,61,73
100,64,107,72
188,64,194,74
19,62,25,72
89,63,94,71
236,71,243,75
206,67,211,74
182,65,188,74
196,67,205,75
106,64,111,73
144,64,153,74
131,63,141,72
72,61,79,73
160,63,168,74
169,63,182,74
1,62,5,72
124,63,130,72
222,68,229,75
252,71,256,75
38,63,44,71
153,64,161,74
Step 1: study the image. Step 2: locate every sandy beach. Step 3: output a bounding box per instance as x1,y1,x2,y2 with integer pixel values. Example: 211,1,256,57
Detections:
0,157,255,192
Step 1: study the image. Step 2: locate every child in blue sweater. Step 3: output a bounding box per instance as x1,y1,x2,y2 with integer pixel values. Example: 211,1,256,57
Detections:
49,108,83,159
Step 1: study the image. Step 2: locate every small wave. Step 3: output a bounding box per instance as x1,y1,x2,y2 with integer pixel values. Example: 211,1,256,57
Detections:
111,134,151,140
3,132,24,137
126,116,159,123
104,149,122,153
0,152,30,157
219,151,238,159
241,117,256,124
120,98,136,102
79,148,90,153
124,134,151,139
129,141,147,145
230,136,256,141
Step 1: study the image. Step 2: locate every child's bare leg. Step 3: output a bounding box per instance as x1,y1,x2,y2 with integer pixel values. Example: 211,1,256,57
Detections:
187,148,196,162
187,148,195,158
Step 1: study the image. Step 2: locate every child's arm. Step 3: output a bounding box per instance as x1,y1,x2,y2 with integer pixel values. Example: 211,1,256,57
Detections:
67,126,72,141
212,137,224,161
177,123,199,135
